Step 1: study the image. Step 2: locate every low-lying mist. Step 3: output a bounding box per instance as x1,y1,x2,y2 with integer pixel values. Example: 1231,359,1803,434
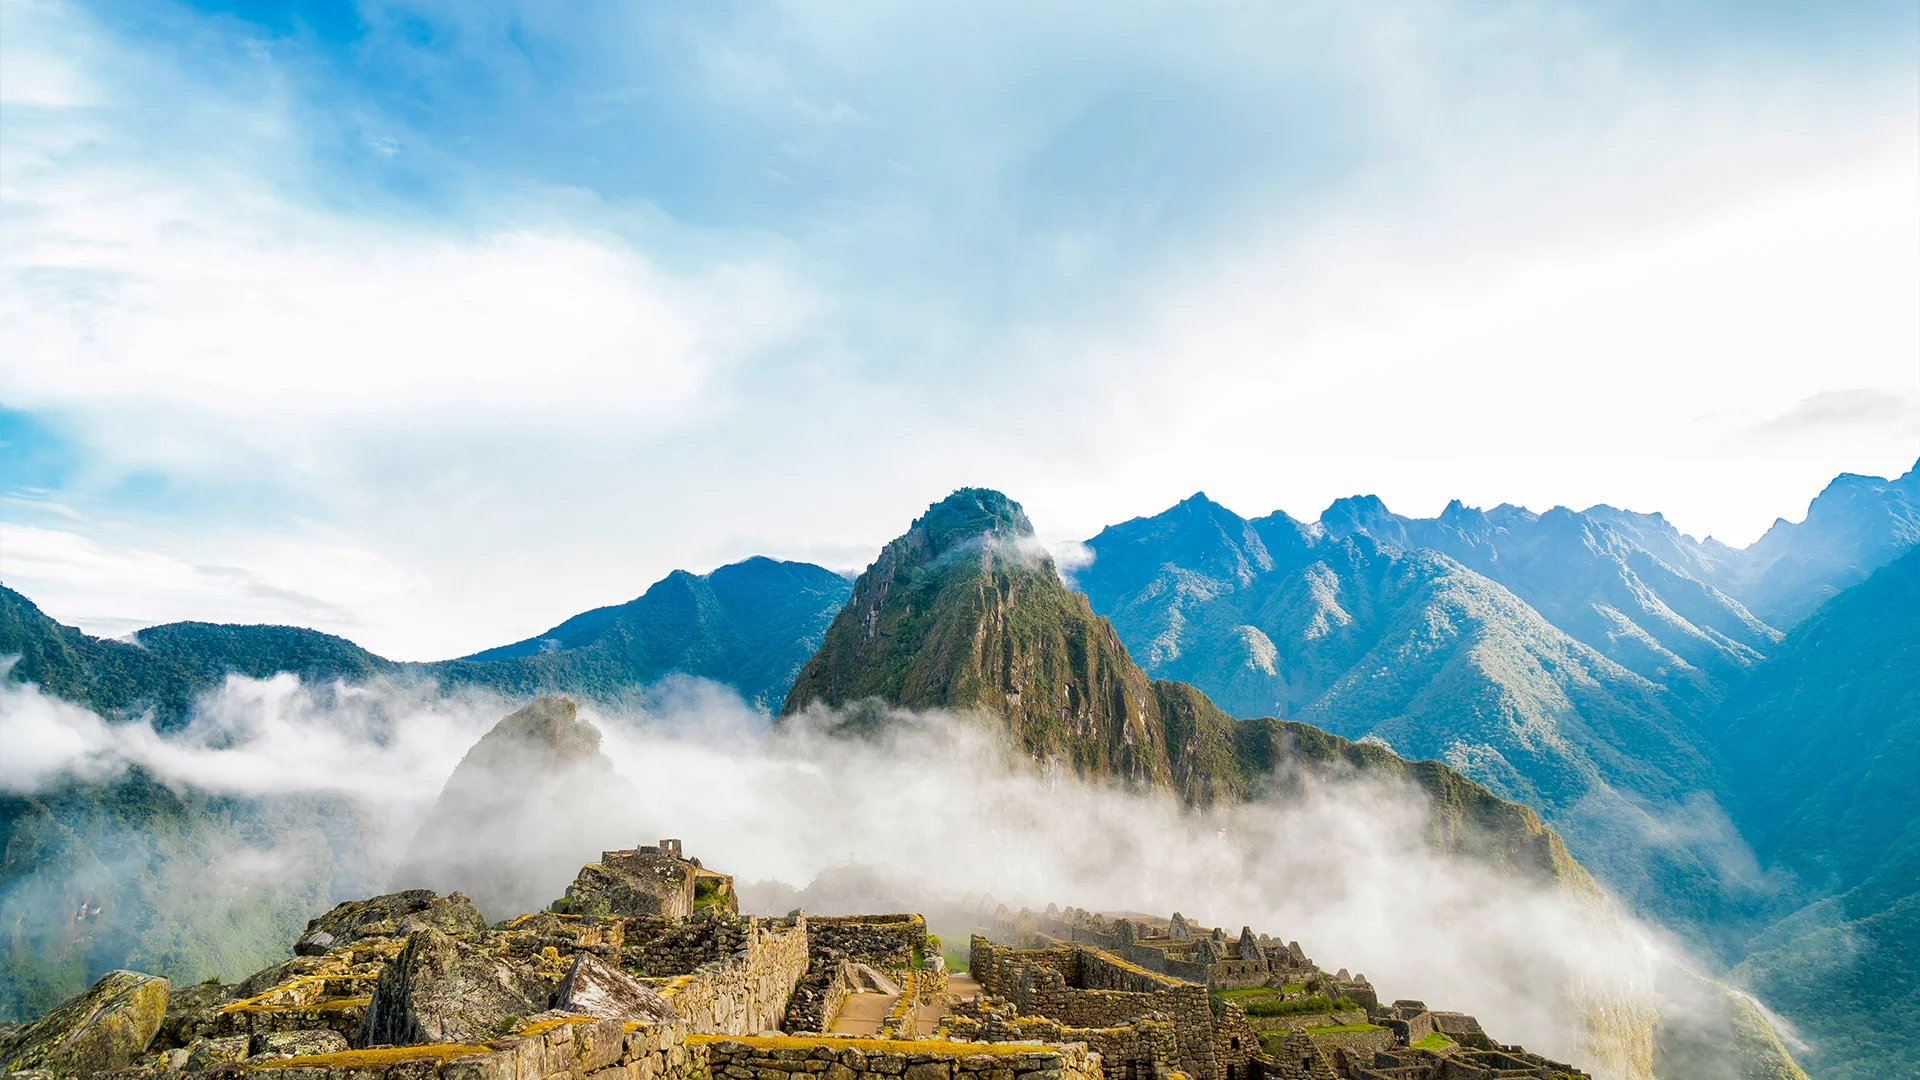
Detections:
0,669,1780,1079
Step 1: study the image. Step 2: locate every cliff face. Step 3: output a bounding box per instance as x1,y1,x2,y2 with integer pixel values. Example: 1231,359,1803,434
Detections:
781,489,1178,793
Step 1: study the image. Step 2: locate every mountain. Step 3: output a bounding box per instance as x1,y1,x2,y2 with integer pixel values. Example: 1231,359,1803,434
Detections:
0,557,851,725
1706,548,1920,1080
0,587,391,728
781,488,1593,886
394,696,627,920
451,556,852,711
1314,496,1779,700
1706,458,1920,628
1074,494,1754,942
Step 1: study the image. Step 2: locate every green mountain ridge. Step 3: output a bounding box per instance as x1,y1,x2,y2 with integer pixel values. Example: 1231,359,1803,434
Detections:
0,556,851,726
1706,548,1920,1080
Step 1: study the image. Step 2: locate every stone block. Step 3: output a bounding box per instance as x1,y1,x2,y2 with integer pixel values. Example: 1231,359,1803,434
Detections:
443,1050,517,1080
544,1027,580,1074
904,1062,950,1080
871,1054,907,1076
825,1062,856,1080
386,1057,443,1080
580,1019,627,1072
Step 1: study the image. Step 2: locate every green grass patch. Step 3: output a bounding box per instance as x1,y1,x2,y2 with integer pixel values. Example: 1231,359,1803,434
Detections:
942,948,969,973
693,878,728,910
1213,987,1278,1001
1279,983,1307,994
1240,994,1362,1018
1303,1024,1384,1035
1411,1032,1455,1052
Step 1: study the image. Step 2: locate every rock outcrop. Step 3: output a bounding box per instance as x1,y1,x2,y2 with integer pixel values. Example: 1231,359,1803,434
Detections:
556,841,736,920
392,697,630,919
357,928,549,1047
0,970,169,1075
550,953,681,1023
296,889,489,956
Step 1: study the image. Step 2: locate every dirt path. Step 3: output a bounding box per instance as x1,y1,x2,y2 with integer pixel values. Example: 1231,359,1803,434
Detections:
828,990,897,1036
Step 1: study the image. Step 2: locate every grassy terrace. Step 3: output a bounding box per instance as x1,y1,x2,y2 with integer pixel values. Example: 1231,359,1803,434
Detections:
1212,986,1359,1018
1410,1032,1456,1052
1302,1024,1385,1035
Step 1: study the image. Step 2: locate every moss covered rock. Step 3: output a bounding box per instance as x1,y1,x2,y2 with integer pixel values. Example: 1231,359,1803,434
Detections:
295,889,488,956
357,928,547,1047
0,970,169,1076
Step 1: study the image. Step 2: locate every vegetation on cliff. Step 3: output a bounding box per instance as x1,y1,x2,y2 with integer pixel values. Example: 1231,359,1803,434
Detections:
782,489,1593,891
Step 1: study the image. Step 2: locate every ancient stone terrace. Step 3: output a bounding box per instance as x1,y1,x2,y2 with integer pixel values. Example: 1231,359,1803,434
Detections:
981,907,1319,995
0,844,1587,1080
959,903,1586,1080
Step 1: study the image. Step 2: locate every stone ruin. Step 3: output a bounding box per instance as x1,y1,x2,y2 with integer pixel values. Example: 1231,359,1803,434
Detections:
555,840,737,921
0,842,1588,1080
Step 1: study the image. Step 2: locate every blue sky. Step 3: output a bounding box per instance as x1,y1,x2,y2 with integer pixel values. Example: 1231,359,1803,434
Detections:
2,0,1917,658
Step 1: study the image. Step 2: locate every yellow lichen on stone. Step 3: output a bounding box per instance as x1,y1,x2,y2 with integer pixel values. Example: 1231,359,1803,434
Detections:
513,1016,595,1038
245,1044,492,1070
688,1035,1067,1057
223,996,373,1015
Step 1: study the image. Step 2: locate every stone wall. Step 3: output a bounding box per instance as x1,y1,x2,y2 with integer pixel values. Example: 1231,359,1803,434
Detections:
699,1036,1100,1080
805,917,928,971
943,997,1175,1080
781,961,852,1036
641,912,761,978
654,917,809,1037
1249,1032,1336,1080
969,940,1216,1080
223,1016,698,1080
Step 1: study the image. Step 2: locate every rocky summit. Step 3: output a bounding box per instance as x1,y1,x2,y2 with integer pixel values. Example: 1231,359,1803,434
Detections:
394,697,629,920
0,836,1594,1080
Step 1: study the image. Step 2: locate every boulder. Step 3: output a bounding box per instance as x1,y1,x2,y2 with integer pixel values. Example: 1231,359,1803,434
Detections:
0,970,170,1076
550,952,682,1023
358,928,548,1047
296,889,489,955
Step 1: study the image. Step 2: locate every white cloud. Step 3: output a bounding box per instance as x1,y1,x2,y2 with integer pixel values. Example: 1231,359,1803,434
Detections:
0,1,809,443
0,671,1795,1078
0,0,1914,657
0,522,414,638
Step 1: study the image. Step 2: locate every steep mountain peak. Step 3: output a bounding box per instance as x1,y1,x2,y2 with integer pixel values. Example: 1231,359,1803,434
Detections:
395,696,624,918
1318,495,1411,551
912,487,1035,558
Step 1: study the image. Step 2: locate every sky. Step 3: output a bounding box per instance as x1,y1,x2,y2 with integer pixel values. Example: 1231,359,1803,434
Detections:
1,0,1917,660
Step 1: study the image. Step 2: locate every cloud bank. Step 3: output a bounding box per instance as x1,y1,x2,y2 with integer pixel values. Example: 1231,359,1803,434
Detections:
0,670,1809,1076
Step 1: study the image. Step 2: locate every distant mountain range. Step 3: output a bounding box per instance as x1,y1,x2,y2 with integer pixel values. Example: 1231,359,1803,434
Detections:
2,459,1916,1078
0,555,851,727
